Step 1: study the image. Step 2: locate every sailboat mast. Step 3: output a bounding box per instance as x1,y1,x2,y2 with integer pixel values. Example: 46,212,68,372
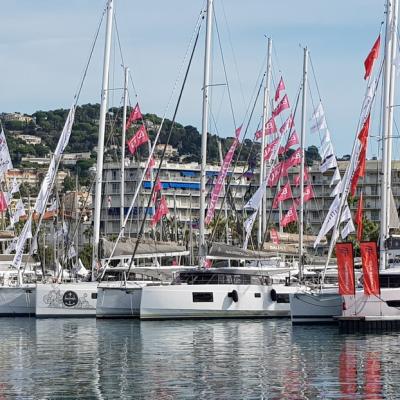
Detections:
299,47,308,280
121,66,129,235
258,37,272,248
380,0,396,270
92,0,114,278
199,0,213,267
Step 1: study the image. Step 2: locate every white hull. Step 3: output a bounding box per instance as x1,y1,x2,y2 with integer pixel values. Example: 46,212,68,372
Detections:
35,282,98,318
140,284,298,320
0,286,36,316
289,288,342,324
96,282,146,318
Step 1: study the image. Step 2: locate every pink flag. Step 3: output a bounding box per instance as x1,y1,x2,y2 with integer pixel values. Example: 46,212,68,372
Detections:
145,156,156,179
255,117,277,139
270,228,280,244
303,184,315,202
151,196,169,226
284,130,299,152
294,169,309,186
127,125,149,155
267,161,287,187
280,203,298,227
263,137,280,162
278,146,286,156
235,125,242,138
279,114,294,135
283,148,302,172
126,103,142,130
275,77,286,102
273,181,293,208
0,192,7,212
272,94,290,118
151,178,163,203
205,131,240,225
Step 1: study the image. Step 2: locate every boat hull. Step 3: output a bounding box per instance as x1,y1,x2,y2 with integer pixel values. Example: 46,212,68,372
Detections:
35,283,97,318
140,284,297,320
0,286,35,316
289,289,342,324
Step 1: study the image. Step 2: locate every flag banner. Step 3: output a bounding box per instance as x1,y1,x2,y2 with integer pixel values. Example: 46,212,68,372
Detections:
340,204,352,223
310,115,327,133
280,203,298,227
341,218,355,239
320,154,337,173
47,198,57,212
323,129,331,143
273,181,293,208
314,195,341,248
243,210,257,249
54,105,76,157
12,217,32,269
267,161,286,187
279,114,294,135
10,177,19,194
270,228,280,244
330,180,343,197
272,94,290,118
303,184,315,202
360,241,380,295
330,168,341,187
126,103,142,130
127,125,149,155
255,117,277,139
11,198,26,226
151,178,163,203
283,148,302,173
356,193,363,241
336,242,355,295
321,142,334,160
145,156,156,179
68,245,77,259
362,79,376,119
275,76,285,101
283,130,299,152
364,35,381,80
205,133,240,225
0,128,13,179
263,137,280,162
294,169,309,186
0,192,7,212
151,196,169,226
350,146,367,196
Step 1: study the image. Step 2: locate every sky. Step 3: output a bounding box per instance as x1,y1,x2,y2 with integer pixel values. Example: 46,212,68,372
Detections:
0,0,387,157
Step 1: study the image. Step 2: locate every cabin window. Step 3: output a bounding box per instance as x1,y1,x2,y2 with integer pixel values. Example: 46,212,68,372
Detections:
91,293,97,299
192,292,213,302
379,275,400,288
276,294,290,303
386,300,400,307
254,293,261,298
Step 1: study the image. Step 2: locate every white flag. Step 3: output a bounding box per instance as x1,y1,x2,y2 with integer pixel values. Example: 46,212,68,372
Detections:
11,198,26,226
243,211,258,250
10,177,19,194
330,180,343,197
321,142,334,160
310,115,327,133
341,219,355,239
54,106,76,157
0,128,13,180
312,103,324,120
340,204,352,223
323,129,331,143
320,154,337,173
5,237,18,254
34,157,57,215
47,198,57,212
361,79,376,120
68,245,77,259
330,168,341,187
12,217,32,269
314,195,340,248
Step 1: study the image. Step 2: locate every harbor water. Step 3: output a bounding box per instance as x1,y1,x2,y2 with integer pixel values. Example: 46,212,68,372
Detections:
0,318,399,399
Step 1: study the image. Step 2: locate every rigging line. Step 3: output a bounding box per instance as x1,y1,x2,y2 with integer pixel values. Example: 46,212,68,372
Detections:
99,9,206,275
213,8,236,129
74,5,106,106
125,17,202,278
308,52,322,103
208,70,266,245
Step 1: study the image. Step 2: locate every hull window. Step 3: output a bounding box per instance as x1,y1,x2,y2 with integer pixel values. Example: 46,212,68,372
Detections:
276,294,290,303
192,292,214,302
254,293,261,298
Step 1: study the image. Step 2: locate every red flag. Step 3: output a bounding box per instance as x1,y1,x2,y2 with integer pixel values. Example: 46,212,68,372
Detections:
355,193,363,241
283,148,302,174
284,130,299,152
270,228,280,244
294,169,309,186
263,137,280,162
127,125,149,155
145,156,156,179
272,94,290,118
364,35,380,80
279,114,294,135
255,117,277,139
278,146,286,156
0,192,7,212
151,178,163,203
275,77,286,102
360,241,380,296
267,161,287,187
151,196,169,226
235,125,242,138
358,114,371,142
336,242,355,295
126,103,143,130
303,184,315,202
280,203,298,227
273,181,293,208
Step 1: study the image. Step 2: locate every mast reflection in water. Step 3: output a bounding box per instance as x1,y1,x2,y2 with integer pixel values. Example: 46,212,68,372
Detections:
0,319,397,398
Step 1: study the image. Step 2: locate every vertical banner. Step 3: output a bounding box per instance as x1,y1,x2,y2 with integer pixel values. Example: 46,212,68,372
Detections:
336,242,355,295
360,241,380,296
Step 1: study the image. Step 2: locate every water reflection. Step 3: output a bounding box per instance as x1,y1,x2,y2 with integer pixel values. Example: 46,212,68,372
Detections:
0,319,399,398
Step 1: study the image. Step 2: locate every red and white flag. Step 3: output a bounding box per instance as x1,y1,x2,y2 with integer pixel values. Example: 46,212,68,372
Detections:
127,125,149,155
273,181,293,208
267,161,286,187
275,77,286,102
263,137,280,162
283,148,302,173
283,130,299,152
0,192,7,212
294,169,309,187
145,156,156,179
280,203,298,227
364,35,380,80
255,117,277,139
126,103,143,130
151,178,163,203
151,196,169,226
303,184,315,202
360,241,380,295
279,114,294,135
270,228,280,244
272,94,290,118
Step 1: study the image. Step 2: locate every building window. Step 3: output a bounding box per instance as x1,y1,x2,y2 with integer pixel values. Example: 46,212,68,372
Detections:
371,210,380,221
112,170,118,180
111,182,120,193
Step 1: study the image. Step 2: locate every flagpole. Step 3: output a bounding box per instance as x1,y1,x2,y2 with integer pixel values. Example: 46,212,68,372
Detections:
380,0,397,269
258,37,272,248
199,0,213,267
299,46,308,281
120,66,129,236
92,0,113,280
